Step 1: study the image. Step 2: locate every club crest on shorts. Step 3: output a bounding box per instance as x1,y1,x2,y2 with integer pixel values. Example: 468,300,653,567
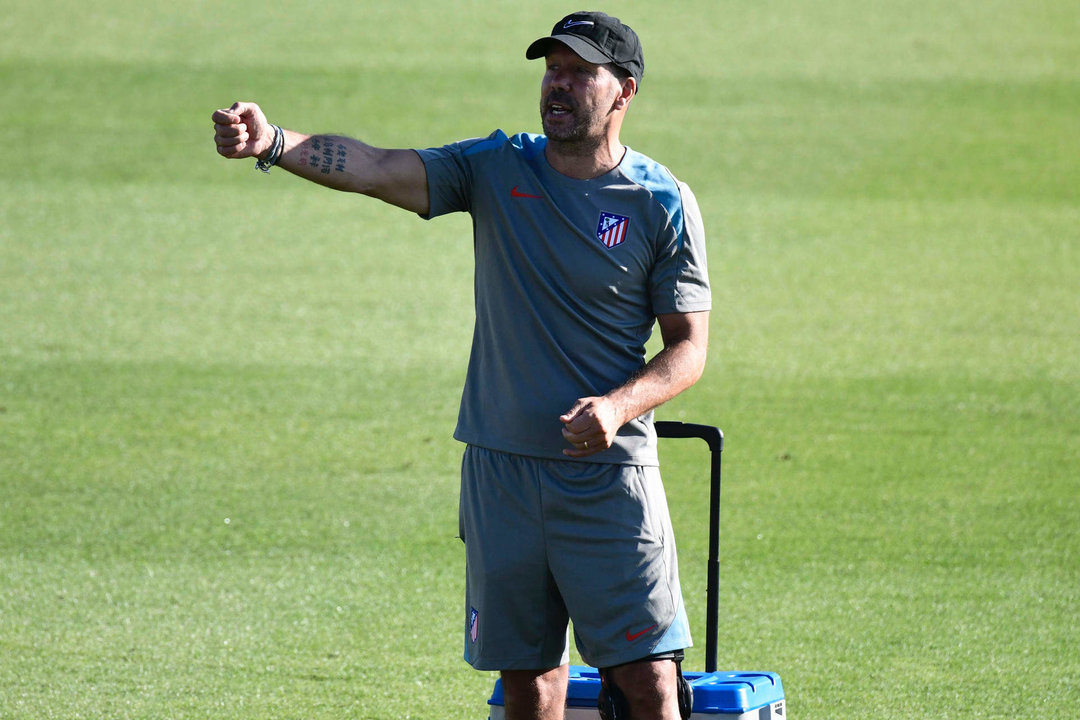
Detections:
596,212,631,248
469,607,479,643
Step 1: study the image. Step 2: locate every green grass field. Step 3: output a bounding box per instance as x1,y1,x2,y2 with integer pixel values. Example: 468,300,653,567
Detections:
2,1,1078,718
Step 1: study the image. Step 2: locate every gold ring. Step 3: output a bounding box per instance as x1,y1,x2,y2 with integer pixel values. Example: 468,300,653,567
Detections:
583,440,589,449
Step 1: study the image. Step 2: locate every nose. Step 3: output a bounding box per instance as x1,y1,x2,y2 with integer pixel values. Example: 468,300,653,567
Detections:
547,66,571,91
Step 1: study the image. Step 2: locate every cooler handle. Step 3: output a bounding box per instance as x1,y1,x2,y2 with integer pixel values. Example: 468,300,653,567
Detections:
654,421,724,674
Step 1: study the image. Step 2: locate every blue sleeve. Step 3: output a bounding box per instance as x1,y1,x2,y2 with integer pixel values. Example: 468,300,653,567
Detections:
661,181,711,314
648,179,712,315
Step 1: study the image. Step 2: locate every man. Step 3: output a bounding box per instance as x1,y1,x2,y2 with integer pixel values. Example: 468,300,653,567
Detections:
212,11,710,720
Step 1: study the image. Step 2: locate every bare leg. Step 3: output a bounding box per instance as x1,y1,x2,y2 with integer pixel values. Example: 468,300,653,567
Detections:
501,665,570,720
606,658,681,720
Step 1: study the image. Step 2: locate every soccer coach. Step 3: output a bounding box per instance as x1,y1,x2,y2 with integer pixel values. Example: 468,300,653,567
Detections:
212,11,711,720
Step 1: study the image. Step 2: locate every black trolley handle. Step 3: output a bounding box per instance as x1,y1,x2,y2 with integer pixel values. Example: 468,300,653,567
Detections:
654,421,724,674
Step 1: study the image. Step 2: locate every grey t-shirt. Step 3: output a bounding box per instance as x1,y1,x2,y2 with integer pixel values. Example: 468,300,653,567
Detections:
418,130,710,465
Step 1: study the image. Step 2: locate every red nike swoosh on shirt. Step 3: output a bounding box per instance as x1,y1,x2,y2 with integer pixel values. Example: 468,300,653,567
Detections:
511,185,544,199
625,624,657,642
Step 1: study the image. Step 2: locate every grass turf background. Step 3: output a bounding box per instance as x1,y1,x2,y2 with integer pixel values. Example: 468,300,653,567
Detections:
2,0,1078,718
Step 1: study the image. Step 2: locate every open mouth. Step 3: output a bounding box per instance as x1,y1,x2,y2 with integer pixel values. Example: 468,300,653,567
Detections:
544,93,576,118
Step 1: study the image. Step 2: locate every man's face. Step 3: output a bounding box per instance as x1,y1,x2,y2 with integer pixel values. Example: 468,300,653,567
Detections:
540,44,625,145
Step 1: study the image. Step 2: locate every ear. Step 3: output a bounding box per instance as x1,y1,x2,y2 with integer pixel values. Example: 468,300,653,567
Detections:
612,76,637,111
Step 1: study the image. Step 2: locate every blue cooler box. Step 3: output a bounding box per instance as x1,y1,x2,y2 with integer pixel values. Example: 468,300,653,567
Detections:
487,665,785,720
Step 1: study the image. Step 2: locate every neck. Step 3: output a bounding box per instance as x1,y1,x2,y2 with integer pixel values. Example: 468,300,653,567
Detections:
545,137,626,180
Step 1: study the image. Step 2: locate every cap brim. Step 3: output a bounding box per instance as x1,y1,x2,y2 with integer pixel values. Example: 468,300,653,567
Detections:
525,35,613,66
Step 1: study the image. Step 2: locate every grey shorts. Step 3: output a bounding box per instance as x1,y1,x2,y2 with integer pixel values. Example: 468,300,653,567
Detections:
458,445,691,671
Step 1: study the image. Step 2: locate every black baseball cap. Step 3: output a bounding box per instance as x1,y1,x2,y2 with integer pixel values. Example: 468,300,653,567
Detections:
526,11,644,84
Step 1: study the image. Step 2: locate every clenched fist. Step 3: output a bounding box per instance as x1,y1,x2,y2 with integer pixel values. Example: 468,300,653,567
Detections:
212,101,273,159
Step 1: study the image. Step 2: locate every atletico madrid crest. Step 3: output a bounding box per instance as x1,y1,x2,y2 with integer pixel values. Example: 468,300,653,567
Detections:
596,212,630,248
469,607,479,643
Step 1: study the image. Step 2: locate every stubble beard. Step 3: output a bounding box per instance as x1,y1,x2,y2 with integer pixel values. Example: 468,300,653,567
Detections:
541,95,605,157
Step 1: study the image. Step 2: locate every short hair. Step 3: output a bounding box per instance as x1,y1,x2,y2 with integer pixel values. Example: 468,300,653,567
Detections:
607,63,633,84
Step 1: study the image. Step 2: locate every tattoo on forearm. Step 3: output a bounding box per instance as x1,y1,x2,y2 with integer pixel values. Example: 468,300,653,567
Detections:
298,136,348,174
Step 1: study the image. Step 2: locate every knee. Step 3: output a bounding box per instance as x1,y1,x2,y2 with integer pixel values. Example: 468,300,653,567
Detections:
604,660,680,720
501,667,568,720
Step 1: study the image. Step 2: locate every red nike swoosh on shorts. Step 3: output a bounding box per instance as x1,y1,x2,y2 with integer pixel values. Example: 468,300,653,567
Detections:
511,185,544,199
625,624,657,642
